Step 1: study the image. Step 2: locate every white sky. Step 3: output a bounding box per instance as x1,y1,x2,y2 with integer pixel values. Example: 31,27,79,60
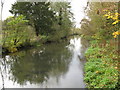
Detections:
71,0,87,27
1,0,88,28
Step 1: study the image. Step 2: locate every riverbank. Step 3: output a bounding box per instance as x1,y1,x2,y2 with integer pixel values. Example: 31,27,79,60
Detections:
2,33,80,56
84,40,119,88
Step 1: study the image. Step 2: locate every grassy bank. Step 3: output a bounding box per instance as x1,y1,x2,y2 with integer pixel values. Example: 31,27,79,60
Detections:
84,40,119,88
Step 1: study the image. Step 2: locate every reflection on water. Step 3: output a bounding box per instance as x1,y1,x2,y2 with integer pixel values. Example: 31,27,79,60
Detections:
0,37,88,88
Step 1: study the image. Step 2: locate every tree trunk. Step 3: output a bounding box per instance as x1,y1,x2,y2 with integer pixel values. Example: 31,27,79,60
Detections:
34,25,39,36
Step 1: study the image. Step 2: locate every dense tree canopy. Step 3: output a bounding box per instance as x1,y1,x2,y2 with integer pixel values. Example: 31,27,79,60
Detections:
9,2,73,36
2,1,73,53
10,2,56,36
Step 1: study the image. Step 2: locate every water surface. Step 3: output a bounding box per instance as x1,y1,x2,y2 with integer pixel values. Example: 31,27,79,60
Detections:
0,37,88,88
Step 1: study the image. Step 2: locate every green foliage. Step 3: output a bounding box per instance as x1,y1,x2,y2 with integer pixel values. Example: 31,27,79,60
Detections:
2,15,36,53
10,2,73,37
84,40,119,88
10,2,56,36
81,3,119,88
80,2,119,41
48,29,68,42
49,2,73,40
7,15,28,26
2,2,73,54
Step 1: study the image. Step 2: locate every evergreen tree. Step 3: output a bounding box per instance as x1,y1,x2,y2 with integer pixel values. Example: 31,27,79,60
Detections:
10,2,56,36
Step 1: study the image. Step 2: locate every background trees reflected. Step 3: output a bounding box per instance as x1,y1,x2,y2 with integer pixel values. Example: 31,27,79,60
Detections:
3,42,71,85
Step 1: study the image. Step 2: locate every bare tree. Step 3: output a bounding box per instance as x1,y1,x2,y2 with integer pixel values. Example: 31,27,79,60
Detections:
0,0,5,89
0,0,5,22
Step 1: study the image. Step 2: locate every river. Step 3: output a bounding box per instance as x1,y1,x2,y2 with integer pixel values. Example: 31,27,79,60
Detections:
0,36,88,88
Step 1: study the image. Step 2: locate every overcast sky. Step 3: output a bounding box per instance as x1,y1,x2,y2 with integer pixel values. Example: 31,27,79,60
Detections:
1,0,88,27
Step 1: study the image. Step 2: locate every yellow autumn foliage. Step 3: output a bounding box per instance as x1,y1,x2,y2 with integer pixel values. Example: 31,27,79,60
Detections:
103,11,119,24
112,30,120,38
103,10,120,38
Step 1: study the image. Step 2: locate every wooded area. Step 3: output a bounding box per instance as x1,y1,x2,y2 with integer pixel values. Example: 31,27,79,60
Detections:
0,1,119,89
1,2,74,54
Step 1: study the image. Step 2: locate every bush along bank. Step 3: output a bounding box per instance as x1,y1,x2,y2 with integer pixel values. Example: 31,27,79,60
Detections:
84,40,119,88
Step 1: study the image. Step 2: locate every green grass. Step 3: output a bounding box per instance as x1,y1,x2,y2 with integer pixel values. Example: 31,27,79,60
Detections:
84,40,119,88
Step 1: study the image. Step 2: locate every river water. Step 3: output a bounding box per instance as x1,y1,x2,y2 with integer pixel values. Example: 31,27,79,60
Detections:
0,36,88,88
